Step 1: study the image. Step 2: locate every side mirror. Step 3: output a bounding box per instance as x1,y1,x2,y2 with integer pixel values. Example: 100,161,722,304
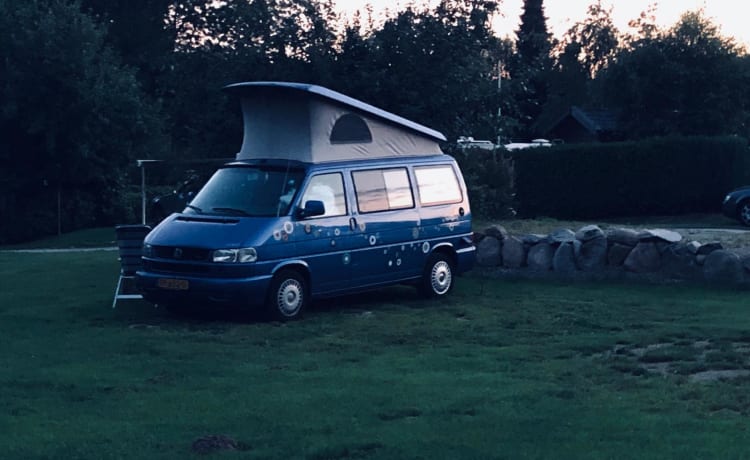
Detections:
297,200,325,219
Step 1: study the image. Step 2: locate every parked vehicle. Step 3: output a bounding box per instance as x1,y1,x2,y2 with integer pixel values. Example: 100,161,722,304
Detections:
722,186,750,226
135,82,475,320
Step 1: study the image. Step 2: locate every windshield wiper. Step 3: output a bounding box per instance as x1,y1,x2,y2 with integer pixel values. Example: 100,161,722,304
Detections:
212,207,251,216
185,204,203,213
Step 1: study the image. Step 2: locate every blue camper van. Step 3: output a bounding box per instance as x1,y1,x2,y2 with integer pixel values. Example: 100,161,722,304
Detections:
136,82,475,320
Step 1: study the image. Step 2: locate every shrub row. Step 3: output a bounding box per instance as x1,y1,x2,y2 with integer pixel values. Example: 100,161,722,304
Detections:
511,136,750,219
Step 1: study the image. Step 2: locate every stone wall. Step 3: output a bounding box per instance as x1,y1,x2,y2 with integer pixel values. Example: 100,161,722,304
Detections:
474,224,750,286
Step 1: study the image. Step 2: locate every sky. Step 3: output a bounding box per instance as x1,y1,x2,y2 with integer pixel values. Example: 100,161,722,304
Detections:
332,0,749,47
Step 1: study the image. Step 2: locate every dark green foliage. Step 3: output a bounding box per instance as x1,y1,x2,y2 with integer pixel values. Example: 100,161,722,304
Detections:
0,0,166,243
595,11,750,139
506,0,554,139
451,147,516,219
513,136,750,219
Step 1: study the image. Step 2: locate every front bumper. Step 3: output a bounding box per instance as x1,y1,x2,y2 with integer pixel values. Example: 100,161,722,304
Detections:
135,270,272,308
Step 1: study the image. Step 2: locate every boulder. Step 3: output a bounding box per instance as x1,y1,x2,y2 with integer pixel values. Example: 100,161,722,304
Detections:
483,225,508,241
475,236,501,267
502,236,526,269
704,250,744,284
548,228,576,244
575,224,604,242
607,228,640,247
521,234,546,245
527,242,554,271
686,241,702,254
661,243,702,280
577,235,608,271
624,242,661,273
553,241,579,273
608,243,632,266
639,229,683,243
696,242,723,256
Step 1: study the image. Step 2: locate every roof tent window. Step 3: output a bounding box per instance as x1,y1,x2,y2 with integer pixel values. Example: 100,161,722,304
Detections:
330,113,372,144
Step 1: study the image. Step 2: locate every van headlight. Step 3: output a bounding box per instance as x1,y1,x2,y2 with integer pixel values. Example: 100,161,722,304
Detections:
212,247,257,263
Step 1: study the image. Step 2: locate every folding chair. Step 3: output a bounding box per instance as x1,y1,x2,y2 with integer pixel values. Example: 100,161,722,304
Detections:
112,224,151,308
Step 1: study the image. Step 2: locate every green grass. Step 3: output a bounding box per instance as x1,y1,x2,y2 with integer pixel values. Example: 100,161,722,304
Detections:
1,227,117,249
2,251,750,459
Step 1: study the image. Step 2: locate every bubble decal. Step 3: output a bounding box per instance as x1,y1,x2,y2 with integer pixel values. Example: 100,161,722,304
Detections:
273,230,282,241
334,228,341,236
359,222,367,232
343,253,351,265
422,242,430,253
284,221,294,234
412,227,419,239
396,258,402,266
369,235,377,246
304,224,312,234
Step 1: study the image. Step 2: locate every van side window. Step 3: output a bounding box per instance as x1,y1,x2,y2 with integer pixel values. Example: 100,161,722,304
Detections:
300,173,347,217
414,165,462,206
352,168,414,213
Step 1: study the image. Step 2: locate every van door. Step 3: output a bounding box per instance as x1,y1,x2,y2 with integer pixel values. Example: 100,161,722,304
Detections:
293,172,353,295
347,167,422,287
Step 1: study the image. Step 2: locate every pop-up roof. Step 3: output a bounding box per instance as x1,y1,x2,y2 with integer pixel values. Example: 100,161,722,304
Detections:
223,82,446,163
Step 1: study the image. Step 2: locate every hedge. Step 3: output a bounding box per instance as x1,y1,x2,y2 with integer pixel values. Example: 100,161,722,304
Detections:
511,136,750,219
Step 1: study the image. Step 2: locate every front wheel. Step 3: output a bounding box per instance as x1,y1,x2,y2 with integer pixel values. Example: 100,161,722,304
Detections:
739,201,750,226
265,269,308,321
419,252,455,298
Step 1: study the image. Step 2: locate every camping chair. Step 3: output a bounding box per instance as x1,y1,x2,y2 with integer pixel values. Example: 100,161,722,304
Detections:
112,224,151,308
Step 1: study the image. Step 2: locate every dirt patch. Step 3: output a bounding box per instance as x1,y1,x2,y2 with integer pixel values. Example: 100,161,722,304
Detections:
598,339,750,383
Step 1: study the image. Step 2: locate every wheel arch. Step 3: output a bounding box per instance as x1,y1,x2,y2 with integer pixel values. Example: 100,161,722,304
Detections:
430,242,457,267
271,260,311,281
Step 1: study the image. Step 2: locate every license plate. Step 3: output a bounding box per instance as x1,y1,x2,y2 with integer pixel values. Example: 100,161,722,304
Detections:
157,278,189,290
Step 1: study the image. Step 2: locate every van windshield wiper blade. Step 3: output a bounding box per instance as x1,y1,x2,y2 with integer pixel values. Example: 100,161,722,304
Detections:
185,204,203,213
212,207,251,216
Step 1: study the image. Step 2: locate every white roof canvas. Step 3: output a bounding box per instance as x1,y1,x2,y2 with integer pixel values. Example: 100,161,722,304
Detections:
223,82,446,163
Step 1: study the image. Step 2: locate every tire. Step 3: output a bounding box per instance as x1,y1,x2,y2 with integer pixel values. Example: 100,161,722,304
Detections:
419,252,455,298
265,269,308,321
739,201,750,226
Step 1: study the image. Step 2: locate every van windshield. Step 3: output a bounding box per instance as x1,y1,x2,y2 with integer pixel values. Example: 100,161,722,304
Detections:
186,166,305,217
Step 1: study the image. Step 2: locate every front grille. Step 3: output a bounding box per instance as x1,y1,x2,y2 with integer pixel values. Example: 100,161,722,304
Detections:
153,245,210,261
148,260,210,274
142,259,255,278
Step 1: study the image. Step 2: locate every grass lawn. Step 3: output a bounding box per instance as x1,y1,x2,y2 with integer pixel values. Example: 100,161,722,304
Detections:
2,249,750,459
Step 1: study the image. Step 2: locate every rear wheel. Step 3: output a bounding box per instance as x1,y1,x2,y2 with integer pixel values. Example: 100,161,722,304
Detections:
419,252,455,298
265,269,308,321
739,201,750,226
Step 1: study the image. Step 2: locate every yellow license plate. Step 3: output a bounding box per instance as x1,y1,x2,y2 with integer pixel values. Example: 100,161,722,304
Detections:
157,278,189,290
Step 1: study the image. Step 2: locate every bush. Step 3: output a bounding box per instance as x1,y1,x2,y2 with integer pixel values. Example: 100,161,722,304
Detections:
511,136,750,219
450,146,516,220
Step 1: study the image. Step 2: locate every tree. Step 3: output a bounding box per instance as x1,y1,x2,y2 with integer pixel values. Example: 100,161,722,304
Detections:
0,0,166,242
507,0,553,138
596,10,750,138
347,0,505,142
559,3,619,78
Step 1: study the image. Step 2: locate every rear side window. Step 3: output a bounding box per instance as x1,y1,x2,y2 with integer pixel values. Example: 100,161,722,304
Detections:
352,168,414,213
414,165,462,206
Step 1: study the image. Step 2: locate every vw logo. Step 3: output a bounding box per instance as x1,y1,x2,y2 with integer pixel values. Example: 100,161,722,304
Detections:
173,247,183,259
